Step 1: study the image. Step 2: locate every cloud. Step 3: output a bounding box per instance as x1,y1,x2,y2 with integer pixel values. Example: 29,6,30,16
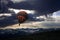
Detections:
11,0,26,3
53,10,60,16
10,0,60,13
0,0,60,15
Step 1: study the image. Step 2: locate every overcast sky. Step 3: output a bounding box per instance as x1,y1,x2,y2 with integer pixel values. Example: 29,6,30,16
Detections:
0,0,60,15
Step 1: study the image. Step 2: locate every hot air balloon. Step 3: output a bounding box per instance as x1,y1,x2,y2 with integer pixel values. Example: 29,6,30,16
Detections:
17,11,28,26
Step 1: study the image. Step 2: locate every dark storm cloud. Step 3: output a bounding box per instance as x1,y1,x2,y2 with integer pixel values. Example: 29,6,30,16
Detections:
10,0,60,12
0,0,13,13
27,0,60,12
0,0,60,14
